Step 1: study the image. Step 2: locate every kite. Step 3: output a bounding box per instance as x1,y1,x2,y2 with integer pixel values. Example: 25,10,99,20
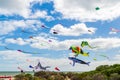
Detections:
55,67,60,71
95,7,100,10
17,50,23,52
93,58,97,61
26,59,33,62
53,31,58,34
5,47,41,54
35,62,50,70
110,27,120,33
29,36,34,39
17,67,22,70
48,40,52,42
29,65,34,68
68,57,90,66
41,25,49,29
81,41,97,49
29,65,36,72
88,30,92,32
52,29,58,34
69,46,89,57
4,47,14,50
17,67,24,73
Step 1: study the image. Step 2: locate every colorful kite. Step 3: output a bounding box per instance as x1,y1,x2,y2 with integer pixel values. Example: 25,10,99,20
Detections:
53,31,58,34
93,58,97,61
52,29,58,34
81,41,97,49
68,57,90,66
95,7,100,10
55,67,60,71
110,27,120,33
41,25,49,29
48,40,52,42
17,67,24,73
69,46,89,57
5,47,41,54
29,65,34,68
35,62,50,70
88,30,92,32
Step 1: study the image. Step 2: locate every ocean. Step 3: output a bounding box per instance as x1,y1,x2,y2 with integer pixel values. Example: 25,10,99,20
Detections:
0,71,34,76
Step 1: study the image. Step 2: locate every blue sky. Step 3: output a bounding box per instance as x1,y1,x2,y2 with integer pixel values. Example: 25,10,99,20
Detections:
0,0,120,71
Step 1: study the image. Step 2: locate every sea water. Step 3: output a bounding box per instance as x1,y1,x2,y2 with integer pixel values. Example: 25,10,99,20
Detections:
0,71,34,76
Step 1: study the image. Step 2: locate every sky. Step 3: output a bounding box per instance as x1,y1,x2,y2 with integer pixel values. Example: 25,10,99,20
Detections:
0,0,120,71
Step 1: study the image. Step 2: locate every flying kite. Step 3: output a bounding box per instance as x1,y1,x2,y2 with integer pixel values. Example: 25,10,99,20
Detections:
81,41,97,49
48,40,52,42
41,25,49,29
110,27,120,33
93,58,97,61
35,61,51,70
29,65,34,68
69,46,89,57
52,29,58,34
17,67,25,73
68,57,90,66
5,47,41,54
26,59,33,62
29,65,36,72
55,67,60,71
95,7,100,10
88,30,92,32
53,31,58,34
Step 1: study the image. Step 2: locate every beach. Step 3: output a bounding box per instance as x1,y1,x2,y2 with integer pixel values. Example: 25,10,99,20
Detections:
0,71,34,80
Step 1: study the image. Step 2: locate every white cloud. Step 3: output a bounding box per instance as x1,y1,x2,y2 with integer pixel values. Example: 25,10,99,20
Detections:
4,33,58,46
114,54,120,60
5,36,120,51
0,50,31,61
0,20,42,35
0,0,31,18
50,23,96,36
0,50,69,71
5,38,28,45
109,31,117,34
30,10,54,21
31,0,52,5
0,50,120,71
53,0,120,22
30,37,120,50
0,0,54,20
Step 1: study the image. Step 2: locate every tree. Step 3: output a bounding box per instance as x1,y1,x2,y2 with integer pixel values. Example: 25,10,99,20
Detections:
92,73,107,80
109,73,120,80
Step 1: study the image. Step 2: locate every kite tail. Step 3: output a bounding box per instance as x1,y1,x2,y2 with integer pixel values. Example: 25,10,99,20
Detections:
88,45,98,49
87,62,90,66
88,45,94,49
118,30,120,32
45,66,51,68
